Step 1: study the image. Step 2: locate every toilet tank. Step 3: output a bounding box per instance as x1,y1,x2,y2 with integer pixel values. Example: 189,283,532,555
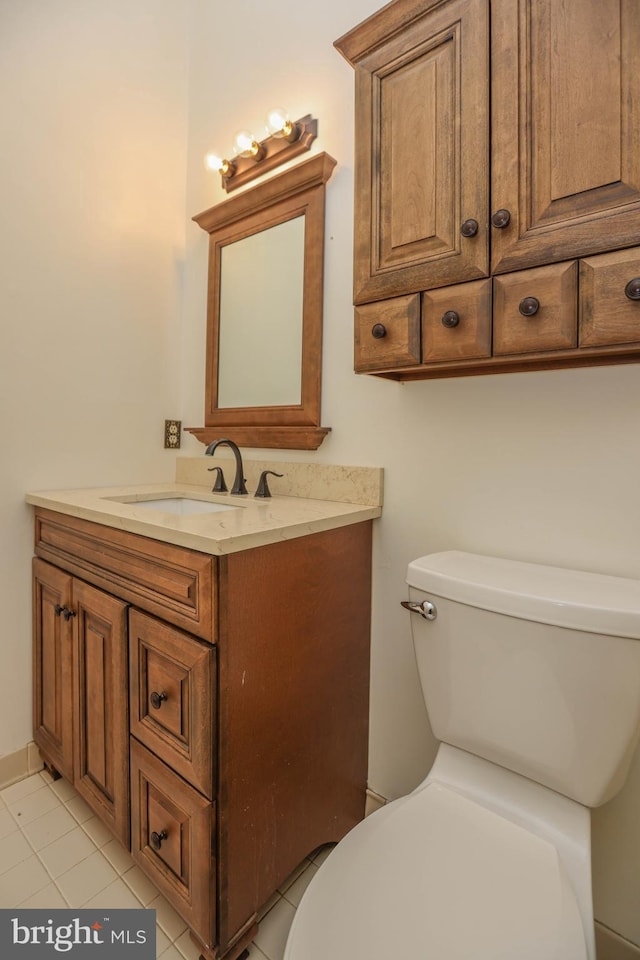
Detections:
406,551,640,807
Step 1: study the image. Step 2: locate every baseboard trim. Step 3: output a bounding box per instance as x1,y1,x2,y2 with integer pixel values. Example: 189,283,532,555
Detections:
365,787,387,818
592,922,639,960
0,742,43,790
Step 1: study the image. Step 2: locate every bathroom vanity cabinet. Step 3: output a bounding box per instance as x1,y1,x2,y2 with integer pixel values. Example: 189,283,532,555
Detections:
335,0,640,379
32,507,372,960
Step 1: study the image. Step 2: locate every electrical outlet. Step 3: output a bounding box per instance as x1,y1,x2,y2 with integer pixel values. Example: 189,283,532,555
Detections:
164,420,182,449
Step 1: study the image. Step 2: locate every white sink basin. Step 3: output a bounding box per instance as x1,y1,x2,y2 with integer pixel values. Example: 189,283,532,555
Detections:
116,497,237,516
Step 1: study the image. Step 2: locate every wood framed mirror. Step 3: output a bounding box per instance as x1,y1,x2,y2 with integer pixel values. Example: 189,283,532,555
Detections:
186,152,336,449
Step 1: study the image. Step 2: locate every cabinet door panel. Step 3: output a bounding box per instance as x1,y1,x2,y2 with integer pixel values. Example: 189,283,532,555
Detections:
32,559,74,781
129,610,214,797
73,580,129,846
493,261,578,355
352,0,489,303
130,739,214,948
492,0,640,274
580,248,640,348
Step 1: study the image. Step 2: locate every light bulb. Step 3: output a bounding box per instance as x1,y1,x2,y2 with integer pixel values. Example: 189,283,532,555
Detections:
265,107,290,137
204,151,234,178
233,130,260,158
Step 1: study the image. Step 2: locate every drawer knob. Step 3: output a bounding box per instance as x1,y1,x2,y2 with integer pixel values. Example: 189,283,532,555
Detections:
624,278,640,301
519,296,540,317
150,829,168,851
491,208,511,229
460,218,479,238
150,691,168,710
371,323,387,339
441,310,460,328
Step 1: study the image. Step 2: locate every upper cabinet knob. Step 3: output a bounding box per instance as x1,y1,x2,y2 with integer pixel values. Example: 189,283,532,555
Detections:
518,296,540,317
491,208,511,229
460,218,479,238
371,323,387,339
441,310,460,328
624,278,640,301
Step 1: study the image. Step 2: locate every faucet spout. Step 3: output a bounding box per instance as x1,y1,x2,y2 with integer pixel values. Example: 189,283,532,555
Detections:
204,439,248,495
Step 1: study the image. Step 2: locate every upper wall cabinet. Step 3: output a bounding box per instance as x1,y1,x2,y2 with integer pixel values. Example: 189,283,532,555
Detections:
336,0,640,380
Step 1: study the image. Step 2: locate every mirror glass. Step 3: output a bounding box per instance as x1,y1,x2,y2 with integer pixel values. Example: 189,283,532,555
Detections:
218,215,305,408
187,152,336,450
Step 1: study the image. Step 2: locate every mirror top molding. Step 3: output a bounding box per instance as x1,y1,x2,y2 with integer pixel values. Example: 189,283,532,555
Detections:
187,152,337,451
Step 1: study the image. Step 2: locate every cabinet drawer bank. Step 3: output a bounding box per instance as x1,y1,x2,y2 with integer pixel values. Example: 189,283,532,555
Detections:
32,506,373,960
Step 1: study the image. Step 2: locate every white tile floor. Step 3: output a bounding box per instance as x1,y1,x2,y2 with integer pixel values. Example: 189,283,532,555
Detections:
0,769,330,960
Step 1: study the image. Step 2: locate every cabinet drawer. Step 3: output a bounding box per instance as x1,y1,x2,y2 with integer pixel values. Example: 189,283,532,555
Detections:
493,261,578,355
354,294,421,371
130,739,215,947
34,509,214,640
422,279,492,362
580,247,640,347
129,610,214,797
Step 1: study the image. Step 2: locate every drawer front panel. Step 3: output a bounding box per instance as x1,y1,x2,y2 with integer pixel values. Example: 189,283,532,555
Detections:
130,739,214,948
493,260,578,355
422,279,492,361
34,509,214,640
129,610,214,797
580,247,640,347
355,294,421,371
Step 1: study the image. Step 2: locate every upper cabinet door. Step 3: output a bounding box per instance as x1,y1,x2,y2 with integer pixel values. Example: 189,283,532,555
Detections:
491,0,640,274
345,0,489,305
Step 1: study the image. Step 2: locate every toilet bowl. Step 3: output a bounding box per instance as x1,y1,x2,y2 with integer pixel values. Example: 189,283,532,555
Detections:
284,551,640,960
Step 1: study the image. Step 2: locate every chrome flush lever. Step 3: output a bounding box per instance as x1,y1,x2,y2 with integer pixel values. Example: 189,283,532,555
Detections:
400,600,437,620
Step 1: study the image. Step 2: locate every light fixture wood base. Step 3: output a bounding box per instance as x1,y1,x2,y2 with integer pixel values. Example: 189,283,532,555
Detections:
222,115,317,193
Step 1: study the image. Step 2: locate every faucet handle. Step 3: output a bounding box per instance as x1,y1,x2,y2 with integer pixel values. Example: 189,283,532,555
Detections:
207,465,228,493
255,471,284,498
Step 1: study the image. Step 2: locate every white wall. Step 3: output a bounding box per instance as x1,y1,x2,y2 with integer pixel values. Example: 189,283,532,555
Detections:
0,0,189,756
182,0,640,945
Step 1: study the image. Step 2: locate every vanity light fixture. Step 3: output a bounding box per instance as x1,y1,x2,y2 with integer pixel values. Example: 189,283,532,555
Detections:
204,112,318,193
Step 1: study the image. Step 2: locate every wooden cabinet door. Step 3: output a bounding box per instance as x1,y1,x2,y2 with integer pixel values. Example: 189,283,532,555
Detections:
491,0,640,275
33,559,74,782
73,579,130,846
347,0,489,304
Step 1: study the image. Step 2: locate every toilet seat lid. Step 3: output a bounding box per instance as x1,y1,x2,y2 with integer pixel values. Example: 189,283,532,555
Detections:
285,782,587,960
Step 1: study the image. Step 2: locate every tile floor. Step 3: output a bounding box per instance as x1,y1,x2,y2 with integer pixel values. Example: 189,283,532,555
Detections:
0,769,330,960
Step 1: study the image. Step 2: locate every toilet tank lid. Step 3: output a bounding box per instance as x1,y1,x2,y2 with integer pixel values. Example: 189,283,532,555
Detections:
407,551,640,638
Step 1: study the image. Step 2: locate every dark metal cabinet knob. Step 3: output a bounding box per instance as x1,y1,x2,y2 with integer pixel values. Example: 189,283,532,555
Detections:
491,208,511,229
624,278,640,301
460,218,479,237
150,829,167,850
518,297,540,317
54,605,76,621
441,310,460,328
150,691,167,710
371,323,387,339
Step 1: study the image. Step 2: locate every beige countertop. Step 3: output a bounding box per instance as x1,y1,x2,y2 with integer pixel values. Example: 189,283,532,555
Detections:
26,460,383,556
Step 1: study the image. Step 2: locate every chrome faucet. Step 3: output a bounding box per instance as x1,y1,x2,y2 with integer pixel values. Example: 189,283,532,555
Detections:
204,438,248,495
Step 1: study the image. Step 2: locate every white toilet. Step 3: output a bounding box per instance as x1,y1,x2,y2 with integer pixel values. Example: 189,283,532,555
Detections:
284,551,640,960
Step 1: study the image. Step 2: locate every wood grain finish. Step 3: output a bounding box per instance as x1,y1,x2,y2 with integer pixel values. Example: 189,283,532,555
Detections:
491,0,640,274
129,610,215,797
73,580,130,846
33,559,74,782
493,261,578,355
345,0,489,304
422,279,492,361
355,294,421,370
130,739,215,947
32,511,374,960
580,249,640,348
34,508,214,640
216,522,372,948
339,0,640,381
